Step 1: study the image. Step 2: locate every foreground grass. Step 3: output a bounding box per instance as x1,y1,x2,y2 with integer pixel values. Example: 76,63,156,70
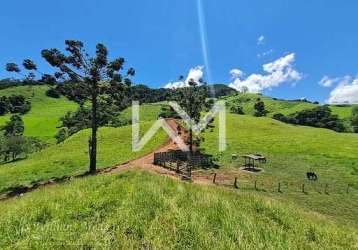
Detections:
0,85,78,142
0,170,357,249
0,122,167,194
201,113,358,226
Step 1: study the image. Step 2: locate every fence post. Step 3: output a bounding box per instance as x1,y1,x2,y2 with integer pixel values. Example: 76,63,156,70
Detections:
176,161,180,173
213,173,217,184
325,184,328,194
254,180,257,190
278,182,281,193
234,177,238,189
346,184,350,194
302,183,305,193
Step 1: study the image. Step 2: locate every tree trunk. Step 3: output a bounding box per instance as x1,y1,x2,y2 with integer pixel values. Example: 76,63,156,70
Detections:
189,128,193,153
89,82,98,174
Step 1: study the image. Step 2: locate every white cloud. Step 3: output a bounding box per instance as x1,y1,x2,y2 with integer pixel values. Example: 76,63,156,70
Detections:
229,53,302,93
257,49,273,58
230,69,244,78
327,77,358,104
257,35,265,45
164,66,204,89
319,76,342,87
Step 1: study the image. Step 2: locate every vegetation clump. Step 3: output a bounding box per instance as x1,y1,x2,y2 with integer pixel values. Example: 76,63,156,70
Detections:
273,106,346,132
254,98,268,117
0,95,31,115
0,115,46,162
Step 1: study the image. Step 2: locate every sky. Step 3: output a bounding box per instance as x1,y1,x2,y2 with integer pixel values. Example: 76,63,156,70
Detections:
1,0,358,103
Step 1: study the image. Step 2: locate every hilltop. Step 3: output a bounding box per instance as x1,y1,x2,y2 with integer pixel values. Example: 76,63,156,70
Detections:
223,92,355,119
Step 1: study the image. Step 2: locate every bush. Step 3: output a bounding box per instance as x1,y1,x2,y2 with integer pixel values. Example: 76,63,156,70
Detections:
0,95,31,116
46,88,61,98
230,104,244,114
351,106,358,133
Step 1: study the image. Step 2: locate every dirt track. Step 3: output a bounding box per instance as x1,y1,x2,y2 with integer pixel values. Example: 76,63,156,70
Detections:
105,118,216,184
0,119,214,201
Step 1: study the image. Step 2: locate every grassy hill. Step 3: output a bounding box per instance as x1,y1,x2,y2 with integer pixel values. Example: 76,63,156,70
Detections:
200,113,358,226
0,122,167,194
0,85,78,142
120,102,164,122
0,170,357,249
223,93,355,119
1,88,358,248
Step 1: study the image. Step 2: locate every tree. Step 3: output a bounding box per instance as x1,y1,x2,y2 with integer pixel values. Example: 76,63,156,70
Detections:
254,98,267,117
351,106,358,133
5,135,29,161
2,114,24,137
175,77,207,153
40,40,135,173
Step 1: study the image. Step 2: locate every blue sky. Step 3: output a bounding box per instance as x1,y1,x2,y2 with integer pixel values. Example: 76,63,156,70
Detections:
1,0,358,103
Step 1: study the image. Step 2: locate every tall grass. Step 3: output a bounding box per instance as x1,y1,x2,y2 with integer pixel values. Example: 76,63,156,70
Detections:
0,170,356,249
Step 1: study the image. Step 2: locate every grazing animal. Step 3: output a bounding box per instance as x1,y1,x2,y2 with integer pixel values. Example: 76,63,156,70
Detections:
306,172,318,181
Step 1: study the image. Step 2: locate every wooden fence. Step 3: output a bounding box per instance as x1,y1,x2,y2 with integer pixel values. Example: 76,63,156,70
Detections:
154,150,213,176
210,173,357,196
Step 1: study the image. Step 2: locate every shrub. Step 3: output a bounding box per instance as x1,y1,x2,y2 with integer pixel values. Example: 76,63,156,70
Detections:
46,88,61,98
351,106,358,133
230,104,244,114
0,95,31,116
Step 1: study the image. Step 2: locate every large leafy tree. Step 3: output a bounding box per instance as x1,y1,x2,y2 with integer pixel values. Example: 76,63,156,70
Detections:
40,40,135,173
175,77,207,153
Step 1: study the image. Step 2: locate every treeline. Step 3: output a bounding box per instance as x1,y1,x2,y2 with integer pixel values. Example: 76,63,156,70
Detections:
51,83,235,142
0,78,47,90
52,82,235,106
0,95,31,115
273,106,348,132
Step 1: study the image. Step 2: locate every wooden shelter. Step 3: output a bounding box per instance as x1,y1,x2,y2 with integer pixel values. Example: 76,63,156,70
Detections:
242,154,266,170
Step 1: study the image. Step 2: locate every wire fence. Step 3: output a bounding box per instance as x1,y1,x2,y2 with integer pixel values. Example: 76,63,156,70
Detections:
210,173,357,196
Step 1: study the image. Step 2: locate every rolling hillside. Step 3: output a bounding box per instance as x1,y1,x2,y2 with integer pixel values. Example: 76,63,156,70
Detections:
0,122,167,194
200,113,358,225
223,93,355,119
0,85,78,142
1,87,358,248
